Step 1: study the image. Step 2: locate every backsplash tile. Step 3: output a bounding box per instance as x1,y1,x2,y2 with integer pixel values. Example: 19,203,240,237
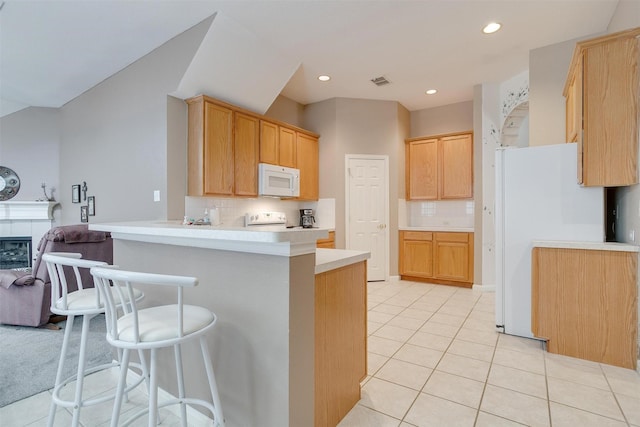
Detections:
403,199,474,228
184,197,335,228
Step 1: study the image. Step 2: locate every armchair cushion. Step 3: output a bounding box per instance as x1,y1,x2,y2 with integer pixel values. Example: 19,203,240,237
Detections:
0,270,35,288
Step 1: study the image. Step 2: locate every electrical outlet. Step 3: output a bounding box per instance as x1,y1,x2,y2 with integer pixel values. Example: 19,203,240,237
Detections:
153,190,160,202
630,230,635,242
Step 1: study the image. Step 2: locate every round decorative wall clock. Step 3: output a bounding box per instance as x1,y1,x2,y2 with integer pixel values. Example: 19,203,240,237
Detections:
0,166,21,201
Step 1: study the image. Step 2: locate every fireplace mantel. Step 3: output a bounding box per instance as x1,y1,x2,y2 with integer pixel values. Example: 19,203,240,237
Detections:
0,201,59,220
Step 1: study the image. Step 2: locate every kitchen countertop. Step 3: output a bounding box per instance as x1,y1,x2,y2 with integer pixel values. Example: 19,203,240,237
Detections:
399,226,474,232
315,248,370,274
532,240,639,252
90,220,329,256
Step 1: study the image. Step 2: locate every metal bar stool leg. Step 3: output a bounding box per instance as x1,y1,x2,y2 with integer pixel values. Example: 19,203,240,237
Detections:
46,314,76,427
110,348,130,427
148,348,159,427
174,344,188,426
71,314,94,427
200,337,225,427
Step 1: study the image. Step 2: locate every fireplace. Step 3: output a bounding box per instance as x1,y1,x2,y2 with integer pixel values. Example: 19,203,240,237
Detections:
0,201,59,268
0,237,32,269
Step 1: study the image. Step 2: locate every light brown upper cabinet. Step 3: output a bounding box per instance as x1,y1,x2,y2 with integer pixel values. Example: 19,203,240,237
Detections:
296,132,319,200
405,132,473,200
260,121,297,168
234,113,260,197
563,27,640,186
278,127,297,168
187,97,234,196
187,96,259,197
186,95,319,199
259,121,279,165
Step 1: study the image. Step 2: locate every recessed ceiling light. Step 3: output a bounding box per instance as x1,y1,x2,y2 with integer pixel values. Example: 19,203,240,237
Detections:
426,89,437,95
318,75,331,82
482,22,502,34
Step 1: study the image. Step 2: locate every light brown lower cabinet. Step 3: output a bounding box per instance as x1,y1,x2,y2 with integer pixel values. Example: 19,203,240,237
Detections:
315,261,367,427
316,231,336,249
399,231,473,287
531,246,638,369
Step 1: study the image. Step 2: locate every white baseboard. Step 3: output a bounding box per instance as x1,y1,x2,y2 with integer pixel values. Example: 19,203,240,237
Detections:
388,275,400,282
472,284,496,292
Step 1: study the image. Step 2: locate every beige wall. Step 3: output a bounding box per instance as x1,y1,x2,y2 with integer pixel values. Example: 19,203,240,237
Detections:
473,85,483,286
304,98,475,279
57,18,210,225
608,0,640,32
167,95,189,220
0,107,61,213
410,101,474,138
529,37,581,146
304,98,409,277
265,95,305,128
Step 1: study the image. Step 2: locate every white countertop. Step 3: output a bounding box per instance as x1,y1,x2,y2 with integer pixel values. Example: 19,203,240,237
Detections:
315,248,370,274
90,221,329,256
399,226,474,232
532,240,639,252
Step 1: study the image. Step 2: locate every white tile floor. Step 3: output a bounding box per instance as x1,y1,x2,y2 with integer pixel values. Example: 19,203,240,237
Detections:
1,279,639,426
338,280,640,427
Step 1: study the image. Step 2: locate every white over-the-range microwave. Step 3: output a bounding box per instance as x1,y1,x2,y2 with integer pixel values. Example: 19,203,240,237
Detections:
258,163,300,198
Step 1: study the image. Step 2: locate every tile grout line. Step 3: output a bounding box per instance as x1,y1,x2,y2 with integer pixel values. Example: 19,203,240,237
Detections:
396,286,484,423
544,344,553,427
466,293,499,427
364,282,462,419
599,362,631,426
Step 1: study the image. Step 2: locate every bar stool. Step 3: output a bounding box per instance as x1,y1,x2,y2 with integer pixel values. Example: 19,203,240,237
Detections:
90,266,225,427
43,253,145,427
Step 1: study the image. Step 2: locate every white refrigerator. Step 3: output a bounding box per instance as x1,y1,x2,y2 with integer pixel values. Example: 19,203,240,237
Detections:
495,143,604,338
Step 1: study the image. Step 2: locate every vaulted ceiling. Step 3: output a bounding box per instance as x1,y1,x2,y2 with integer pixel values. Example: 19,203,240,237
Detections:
0,0,620,118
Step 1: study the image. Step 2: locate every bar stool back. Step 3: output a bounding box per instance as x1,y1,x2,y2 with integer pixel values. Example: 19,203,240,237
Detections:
43,252,145,427
90,266,225,427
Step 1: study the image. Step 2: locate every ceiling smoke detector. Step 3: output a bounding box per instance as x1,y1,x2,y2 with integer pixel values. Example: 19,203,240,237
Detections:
370,76,390,86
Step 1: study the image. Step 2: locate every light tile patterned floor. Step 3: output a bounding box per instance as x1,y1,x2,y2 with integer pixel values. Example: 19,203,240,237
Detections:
1,279,639,426
338,279,640,427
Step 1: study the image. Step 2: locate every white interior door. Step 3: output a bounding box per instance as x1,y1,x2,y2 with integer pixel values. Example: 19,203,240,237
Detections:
346,155,388,281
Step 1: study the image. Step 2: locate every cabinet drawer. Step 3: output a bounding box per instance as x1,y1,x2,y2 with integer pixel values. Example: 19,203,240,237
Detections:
435,232,468,243
402,231,433,241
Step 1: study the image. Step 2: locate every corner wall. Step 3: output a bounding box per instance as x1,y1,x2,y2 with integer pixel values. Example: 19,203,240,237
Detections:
57,18,211,225
410,101,473,138
305,98,408,277
0,107,61,222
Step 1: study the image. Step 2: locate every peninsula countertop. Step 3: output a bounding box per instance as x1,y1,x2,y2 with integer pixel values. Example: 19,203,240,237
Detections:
315,248,370,274
90,220,329,256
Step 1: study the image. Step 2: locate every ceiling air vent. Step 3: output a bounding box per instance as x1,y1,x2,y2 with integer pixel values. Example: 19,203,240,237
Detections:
370,76,390,86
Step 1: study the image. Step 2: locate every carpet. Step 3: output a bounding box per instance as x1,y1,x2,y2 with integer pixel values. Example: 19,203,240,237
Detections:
0,314,113,407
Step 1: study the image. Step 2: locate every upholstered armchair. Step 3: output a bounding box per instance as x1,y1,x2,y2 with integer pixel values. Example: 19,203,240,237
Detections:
0,224,113,327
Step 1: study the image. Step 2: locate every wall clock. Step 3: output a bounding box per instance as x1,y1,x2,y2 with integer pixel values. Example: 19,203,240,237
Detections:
0,166,21,201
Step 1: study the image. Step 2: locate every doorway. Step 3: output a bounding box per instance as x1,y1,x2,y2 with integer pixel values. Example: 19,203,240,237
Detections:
345,155,389,281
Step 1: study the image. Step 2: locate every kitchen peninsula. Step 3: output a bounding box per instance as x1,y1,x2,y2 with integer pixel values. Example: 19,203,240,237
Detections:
90,221,369,427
